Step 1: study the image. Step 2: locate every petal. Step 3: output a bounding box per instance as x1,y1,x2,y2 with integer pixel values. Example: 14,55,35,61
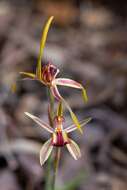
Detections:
57,101,63,117
40,138,53,165
65,117,91,133
50,85,62,101
54,78,82,89
54,78,88,102
66,139,81,160
37,16,54,80
20,72,36,79
25,112,54,133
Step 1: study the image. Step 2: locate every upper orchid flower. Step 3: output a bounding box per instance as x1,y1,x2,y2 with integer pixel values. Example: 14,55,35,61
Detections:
20,16,88,133
25,103,91,165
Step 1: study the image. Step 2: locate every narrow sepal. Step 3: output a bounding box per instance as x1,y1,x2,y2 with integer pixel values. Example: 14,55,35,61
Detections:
82,87,88,103
37,16,54,80
65,117,91,133
25,112,54,133
20,72,36,79
66,139,81,160
40,139,53,165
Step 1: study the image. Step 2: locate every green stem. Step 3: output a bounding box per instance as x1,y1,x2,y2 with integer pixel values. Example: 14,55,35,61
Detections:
45,88,61,190
45,88,54,190
45,155,53,190
52,148,61,190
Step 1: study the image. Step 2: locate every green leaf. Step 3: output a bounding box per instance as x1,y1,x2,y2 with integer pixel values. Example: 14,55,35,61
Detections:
37,16,54,80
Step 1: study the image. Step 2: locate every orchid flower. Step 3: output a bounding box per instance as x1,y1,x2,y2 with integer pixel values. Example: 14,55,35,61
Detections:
20,16,88,133
25,103,91,165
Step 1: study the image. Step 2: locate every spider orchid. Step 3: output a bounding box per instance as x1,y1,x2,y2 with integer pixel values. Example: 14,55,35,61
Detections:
20,16,88,133
24,103,91,165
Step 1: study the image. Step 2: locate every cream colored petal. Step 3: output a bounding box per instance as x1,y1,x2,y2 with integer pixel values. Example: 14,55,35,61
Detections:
66,139,81,160
25,112,54,133
65,117,91,133
40,138,53,165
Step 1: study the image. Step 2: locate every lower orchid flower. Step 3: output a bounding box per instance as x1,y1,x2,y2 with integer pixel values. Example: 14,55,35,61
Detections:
25,103,91,165
20,16,88,133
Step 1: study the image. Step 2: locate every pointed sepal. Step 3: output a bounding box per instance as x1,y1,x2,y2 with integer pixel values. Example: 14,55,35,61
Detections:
25,112,54,133
82,87,88,103
40,139,53,165
66,139,81,160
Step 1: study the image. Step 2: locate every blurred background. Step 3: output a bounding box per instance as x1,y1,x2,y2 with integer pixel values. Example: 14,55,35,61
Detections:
0,0,127,190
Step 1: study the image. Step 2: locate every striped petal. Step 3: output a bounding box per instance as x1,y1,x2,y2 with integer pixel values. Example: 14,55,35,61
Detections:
20,72,36,79
54,78,88,102
66,139,81,160
25,112,54,133
65,117,91,133
37,16,54,80
54,78,83,89
40,138,53,165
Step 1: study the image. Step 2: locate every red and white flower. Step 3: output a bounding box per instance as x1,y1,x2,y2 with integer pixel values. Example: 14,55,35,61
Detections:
25,111,91,165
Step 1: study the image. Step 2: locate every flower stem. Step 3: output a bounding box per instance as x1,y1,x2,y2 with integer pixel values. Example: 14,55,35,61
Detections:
45,88,55,190
52,148,61,190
